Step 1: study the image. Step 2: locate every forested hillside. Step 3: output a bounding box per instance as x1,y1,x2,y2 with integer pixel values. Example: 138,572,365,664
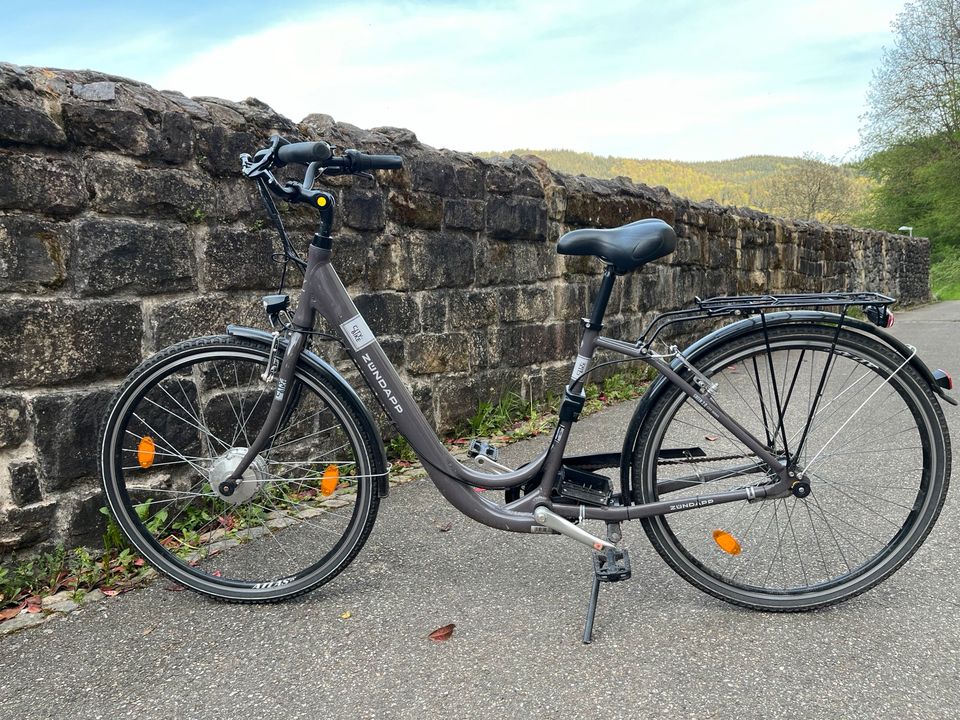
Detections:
478,149,871,225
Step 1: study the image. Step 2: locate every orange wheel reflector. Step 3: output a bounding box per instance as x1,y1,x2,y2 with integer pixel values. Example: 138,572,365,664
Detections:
712,529,742,555
137,436,156,469
320,465,340,496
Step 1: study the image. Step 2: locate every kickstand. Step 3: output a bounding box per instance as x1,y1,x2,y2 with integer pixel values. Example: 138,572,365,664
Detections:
581,546,631,644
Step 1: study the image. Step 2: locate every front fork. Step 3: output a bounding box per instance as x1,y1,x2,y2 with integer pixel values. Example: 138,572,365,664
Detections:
218,329,307,497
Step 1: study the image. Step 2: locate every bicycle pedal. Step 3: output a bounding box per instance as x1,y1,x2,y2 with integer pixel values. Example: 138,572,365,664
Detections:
467,439,499,461
592,547,631,583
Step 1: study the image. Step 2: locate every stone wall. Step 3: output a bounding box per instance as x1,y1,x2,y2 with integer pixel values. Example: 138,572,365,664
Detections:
0,64,930,558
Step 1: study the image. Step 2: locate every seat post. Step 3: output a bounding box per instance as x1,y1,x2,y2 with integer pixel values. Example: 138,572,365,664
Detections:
588,265,618,329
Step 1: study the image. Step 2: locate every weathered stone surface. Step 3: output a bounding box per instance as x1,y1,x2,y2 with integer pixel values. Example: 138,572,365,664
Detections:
0,501,56,552
65,491,108,547
405,333,472,374
388,189,442,230
0,394,28,449
197,125,259,176
86,156,215,221
354,292,419,336
498,286,553,323
73,81,116,102
203,225,278,291
486,196,548,241
0,299,141,387
0,215,68,292
409,154,483,198
343,187,386,231
148,295,262,349
484,157,544,197
0,610,47,635
443,199,484,230
0,153,86,215
62,101,153,155
33,389,115,489
0,65,68,146
42,590,79,613
73,218,196,296
9,461,42,506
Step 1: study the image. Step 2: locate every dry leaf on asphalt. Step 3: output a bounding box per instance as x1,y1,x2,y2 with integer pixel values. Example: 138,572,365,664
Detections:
143,626,155,636
0,607,21,621
435,521,453,532
428,623,456,641
339,611,352,619
705,435,719,442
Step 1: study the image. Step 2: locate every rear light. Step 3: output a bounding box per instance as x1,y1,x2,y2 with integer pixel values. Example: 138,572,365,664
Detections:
865,305,894,328
933,369,953,391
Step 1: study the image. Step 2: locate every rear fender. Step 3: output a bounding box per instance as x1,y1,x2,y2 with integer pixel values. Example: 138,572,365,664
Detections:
226,324,390,498
618,310,956,503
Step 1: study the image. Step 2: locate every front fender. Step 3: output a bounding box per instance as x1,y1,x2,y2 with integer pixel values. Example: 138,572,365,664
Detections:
226,324,390,498
618,310,956,503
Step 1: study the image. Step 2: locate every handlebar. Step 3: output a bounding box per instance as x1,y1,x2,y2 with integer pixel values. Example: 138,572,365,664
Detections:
276,140,333,165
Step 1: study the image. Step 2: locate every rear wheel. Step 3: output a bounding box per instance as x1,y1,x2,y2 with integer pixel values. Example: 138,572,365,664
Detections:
633,325,950,611
100,335,383,602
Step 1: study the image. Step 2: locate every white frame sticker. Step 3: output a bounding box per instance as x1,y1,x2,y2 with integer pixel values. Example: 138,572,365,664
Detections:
340,315,376,352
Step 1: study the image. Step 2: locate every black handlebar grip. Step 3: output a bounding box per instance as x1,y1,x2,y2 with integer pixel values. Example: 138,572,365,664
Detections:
276,141,333,165
346,149,403,171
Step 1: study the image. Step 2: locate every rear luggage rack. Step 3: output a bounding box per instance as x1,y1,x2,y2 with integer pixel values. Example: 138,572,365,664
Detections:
636,291,896,349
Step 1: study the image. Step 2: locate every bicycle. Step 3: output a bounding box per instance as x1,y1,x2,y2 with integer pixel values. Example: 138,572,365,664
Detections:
100,136,955,642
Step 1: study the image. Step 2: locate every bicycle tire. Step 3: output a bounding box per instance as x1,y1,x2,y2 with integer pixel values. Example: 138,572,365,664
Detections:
632,325,950,611
100,335,383,602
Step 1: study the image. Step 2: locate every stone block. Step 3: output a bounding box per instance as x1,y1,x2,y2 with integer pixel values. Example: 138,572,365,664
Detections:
484,159,543,197
0,501,56,552
148,295,263,349
475,239,561,286
0,299,141,388
405,333,472,375
62,102,152,156
388,189,442,230
203,225,278,291
0,153,86,215
443,198,484,230
354,292,419,336
155,110,194,164
491,322,579,367
8,461,41,506
33,388,116,489
0,215,69,292
197,125,259,176
498,285,553,323
65,491,108,547
0,100,67,147
0,394,27,449
486,196,548,241
73,218,196,296
409,154,483,198
370,233,475,291
448,290,499,330
86,156,215,221
343,187,386,231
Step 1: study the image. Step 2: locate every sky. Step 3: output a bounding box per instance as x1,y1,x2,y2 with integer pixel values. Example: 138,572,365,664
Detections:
2,0,907,161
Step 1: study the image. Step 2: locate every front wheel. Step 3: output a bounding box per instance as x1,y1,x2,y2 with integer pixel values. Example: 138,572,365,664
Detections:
632,325,950,611
100,335,384,602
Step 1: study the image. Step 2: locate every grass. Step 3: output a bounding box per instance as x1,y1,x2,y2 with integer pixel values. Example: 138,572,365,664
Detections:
931,244,960,300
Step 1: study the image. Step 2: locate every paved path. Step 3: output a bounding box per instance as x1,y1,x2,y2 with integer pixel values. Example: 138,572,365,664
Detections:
1,303,958,720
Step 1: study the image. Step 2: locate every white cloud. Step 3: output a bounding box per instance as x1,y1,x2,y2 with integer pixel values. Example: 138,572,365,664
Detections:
151,0,907,160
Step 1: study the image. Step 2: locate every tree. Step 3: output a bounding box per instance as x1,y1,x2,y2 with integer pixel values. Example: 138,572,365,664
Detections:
861,0,960,151
755,153,866,224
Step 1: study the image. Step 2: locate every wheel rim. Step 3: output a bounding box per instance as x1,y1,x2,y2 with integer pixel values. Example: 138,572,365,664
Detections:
643,333,937,601
103,346,375,593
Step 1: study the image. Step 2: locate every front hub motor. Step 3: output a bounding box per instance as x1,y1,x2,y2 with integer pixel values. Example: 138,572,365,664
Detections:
209,448,268,505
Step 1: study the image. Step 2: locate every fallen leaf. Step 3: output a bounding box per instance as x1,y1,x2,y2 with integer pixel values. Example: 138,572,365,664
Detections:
163,583,185,592
435,521,453,533
705,435,719,442
133,558,146,567
427,623,456,642
25,596,42,613
142,625,156,636
339,610,352,620
0,607,21,621
102,589,120,597
211,570,222,577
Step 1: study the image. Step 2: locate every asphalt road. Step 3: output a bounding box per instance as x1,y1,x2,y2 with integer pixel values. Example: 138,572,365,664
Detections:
1,302,958,720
